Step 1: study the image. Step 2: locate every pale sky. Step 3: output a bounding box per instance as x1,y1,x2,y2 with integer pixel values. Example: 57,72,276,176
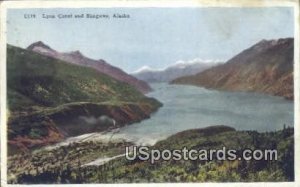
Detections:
7,7,294,73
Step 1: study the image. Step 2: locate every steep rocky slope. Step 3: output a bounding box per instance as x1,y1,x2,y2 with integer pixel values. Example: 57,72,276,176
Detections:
27,41,152,93
172,38,294,99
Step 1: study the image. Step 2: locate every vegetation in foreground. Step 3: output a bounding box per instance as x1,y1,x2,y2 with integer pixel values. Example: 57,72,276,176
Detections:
8,125,294,183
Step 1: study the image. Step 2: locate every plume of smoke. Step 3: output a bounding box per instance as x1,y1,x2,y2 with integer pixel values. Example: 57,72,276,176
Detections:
78,115,116,126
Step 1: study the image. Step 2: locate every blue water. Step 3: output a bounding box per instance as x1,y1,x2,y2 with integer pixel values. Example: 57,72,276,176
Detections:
117,83,294,145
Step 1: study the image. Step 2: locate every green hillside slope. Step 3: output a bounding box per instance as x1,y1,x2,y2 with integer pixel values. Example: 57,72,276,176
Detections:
7,45,148,111
7,45,162,153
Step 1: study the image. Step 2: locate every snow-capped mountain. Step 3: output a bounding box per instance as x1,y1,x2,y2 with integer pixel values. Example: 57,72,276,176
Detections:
171,38,294,99
132,59,223,82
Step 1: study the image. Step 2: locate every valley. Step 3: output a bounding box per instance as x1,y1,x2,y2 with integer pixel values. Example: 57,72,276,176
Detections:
6,37,295,184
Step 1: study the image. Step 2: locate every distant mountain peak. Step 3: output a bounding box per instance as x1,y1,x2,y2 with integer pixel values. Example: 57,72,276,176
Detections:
27,41,53,51
133,65,161,74
133,59,222,74
171,59,223,69
132,59,222,82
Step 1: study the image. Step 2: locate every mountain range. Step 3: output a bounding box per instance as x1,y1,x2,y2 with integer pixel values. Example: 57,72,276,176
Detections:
132,59,222,82
7,44,161,153
172,38,294,99
27,41,152,93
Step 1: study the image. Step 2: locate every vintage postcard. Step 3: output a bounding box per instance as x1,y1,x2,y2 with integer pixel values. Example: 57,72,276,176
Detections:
0,0,299,186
